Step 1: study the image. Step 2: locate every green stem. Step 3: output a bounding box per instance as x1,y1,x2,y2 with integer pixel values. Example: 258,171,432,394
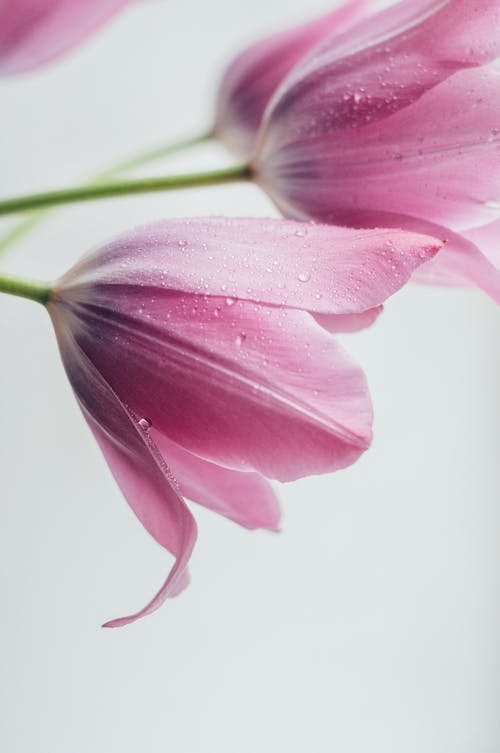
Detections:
95,132,213,180
0,131,213,256
0,273,51,304
0,163,251,217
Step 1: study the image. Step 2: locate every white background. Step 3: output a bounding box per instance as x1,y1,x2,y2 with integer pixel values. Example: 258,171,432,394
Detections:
1,1,500,751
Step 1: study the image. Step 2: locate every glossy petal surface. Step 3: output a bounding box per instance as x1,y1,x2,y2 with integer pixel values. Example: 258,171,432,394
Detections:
47,215,441,622
49,311,197,628
66,217,440,315
215,0,368,156
154,433,281,531
257,64,500,232
254,0,500,289
55,288,373,481
317,209,500,303
0,0,132,74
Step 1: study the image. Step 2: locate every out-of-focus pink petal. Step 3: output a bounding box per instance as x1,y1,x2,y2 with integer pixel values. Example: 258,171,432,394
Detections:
257,65,500,232
48,312,197,628
412,230,500,300
0,0,132,74
313,305,382,333
153,432,281,531
215,0,369,156
53,283,373,481
464,219,500,269
65,217,440,316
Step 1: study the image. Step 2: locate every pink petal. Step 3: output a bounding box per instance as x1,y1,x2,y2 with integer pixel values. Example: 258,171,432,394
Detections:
153,432,281,531
52,283,373,482
412,229,500,302
49,314,197,628
0,0,132,74
313,306,382,333
259,0,500,140
215,0,369,156
464,219,500,269
255,0,500,232
65,217,440,316
320,208,500,302
258,66,500,233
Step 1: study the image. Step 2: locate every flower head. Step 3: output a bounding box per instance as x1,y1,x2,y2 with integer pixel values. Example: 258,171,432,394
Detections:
47,216,440,626
214,0,368,157
0,0,133,74
252,0,500,299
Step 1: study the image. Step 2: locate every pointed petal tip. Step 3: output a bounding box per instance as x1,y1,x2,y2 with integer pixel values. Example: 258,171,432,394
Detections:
100,567,190,629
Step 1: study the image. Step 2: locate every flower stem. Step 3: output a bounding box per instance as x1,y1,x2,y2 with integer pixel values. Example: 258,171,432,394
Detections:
95,131,213,180
0,163,250,217
0,273,51,304
0,130,212,256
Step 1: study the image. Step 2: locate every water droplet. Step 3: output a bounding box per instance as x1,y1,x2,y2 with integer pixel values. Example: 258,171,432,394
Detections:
297,271,311,283
138,418,152,431
225,297,236,306
177,240,187,247
235,332,247,348
294,229,306,237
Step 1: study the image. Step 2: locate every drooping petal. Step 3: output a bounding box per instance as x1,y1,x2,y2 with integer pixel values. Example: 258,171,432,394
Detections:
256,64,500,232
153,432,281,531
0,0,132,74
52,285,373,481
63,217,440,316
215,0,369,156
48,309,197,628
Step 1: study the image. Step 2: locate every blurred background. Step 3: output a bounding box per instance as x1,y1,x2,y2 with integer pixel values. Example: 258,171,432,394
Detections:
1,1,500,751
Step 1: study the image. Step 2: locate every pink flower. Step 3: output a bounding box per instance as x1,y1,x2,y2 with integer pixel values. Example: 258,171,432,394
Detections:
0,0,133,74
214,0,369,157
47,216,440,627
252,0,500,300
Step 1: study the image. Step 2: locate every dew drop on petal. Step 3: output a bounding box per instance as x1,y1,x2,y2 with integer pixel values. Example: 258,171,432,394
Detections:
235,332,247,348
297,271,311,283
225,297,236,306
138,417,152,431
